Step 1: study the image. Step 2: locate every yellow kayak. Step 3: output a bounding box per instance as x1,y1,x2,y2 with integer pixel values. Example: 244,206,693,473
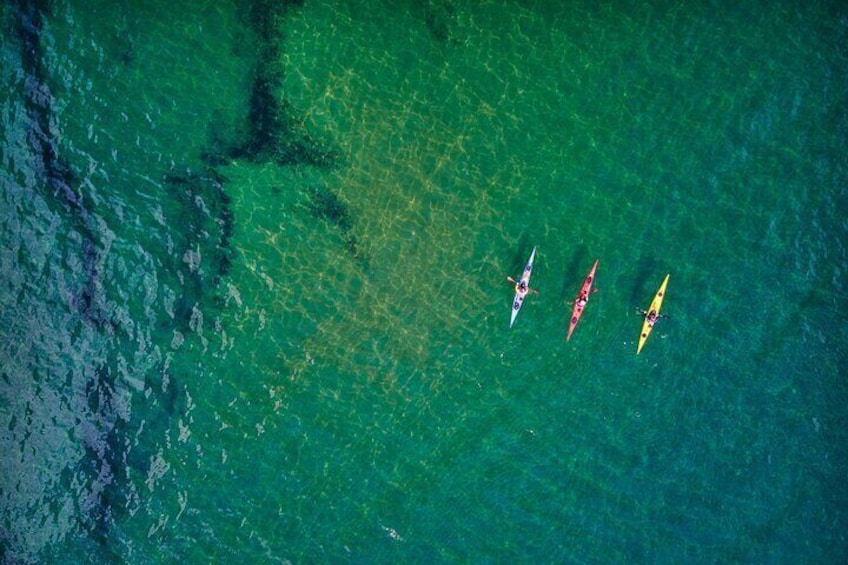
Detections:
637,274,670,354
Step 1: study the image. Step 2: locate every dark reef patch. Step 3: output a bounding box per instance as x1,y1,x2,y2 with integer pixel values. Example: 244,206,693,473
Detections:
422,1,457,44
75,237,116,333
75,354,183,550
77,362,122,545
13,0,83,217
5,2,231,560
230,75,339,168
306,185,365,264
226,0,339,169
162,168,235,325
306,184,353,233
10,0,113,331
201,111,236,167
226,0,367,264
165,168,234,280
241,0,305,48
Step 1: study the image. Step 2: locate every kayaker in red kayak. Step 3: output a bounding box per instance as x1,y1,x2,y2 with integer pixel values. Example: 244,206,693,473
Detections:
571,288,597,308
566,259,600,341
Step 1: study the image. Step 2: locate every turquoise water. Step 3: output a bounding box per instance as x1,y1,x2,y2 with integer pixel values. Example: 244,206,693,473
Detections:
1,0,846,562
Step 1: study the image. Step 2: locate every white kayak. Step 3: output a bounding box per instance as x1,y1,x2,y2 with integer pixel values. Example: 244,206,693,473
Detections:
509,247,537,328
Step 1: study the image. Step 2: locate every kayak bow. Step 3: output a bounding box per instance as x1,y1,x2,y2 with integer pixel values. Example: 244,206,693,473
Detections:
509,247,537,328
566,259,599,341
637,274,670,354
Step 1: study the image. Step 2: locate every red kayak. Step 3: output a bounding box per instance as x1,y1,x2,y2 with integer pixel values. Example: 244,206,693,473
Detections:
567,259,599,341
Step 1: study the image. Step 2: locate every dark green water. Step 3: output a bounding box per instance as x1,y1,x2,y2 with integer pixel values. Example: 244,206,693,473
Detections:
1,0,846,563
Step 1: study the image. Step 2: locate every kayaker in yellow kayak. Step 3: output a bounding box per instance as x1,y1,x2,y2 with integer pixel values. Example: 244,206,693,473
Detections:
638,308,670,327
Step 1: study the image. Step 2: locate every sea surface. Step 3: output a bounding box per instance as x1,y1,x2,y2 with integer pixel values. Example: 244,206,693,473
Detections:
1,0,847,563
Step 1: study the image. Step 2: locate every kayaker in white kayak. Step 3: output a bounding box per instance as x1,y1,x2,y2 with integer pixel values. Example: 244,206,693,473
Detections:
506,276,538,297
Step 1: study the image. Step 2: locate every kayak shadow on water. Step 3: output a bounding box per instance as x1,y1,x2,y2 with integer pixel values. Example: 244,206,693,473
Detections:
561,246,589,301
631,257,662,309
510,232,534,273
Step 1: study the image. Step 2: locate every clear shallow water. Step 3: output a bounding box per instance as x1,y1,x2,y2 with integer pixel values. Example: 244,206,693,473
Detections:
1,0,846,563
